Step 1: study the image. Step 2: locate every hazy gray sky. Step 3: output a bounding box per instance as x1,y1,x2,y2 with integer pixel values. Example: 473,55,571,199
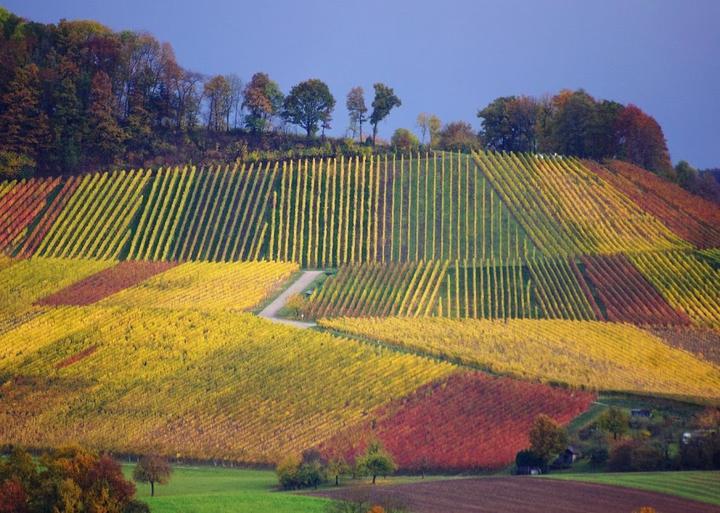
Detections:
5,0,719,167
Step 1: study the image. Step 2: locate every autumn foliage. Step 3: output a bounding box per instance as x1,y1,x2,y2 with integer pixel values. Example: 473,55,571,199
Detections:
319,372,594,471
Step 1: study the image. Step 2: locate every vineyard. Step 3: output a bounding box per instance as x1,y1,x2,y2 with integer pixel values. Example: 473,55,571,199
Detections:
319,317,720,402
318,371,595,471
1,150,719,471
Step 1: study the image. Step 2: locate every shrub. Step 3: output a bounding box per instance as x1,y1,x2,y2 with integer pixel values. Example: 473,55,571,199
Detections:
515,449,544,471
276,452,327,490
608,440,666,471
608,441,634,472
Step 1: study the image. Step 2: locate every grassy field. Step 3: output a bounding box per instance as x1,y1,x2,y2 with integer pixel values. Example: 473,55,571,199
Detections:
123,465,329,513
546,471,720,506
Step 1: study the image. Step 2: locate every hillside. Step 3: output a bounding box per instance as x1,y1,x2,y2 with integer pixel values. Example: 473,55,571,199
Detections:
0,150,719,472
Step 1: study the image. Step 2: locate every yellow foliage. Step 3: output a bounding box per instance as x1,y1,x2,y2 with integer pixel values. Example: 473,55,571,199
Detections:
0,306,453,463
0,257,113,316
630,251,720,330
319,317,720,403
99,260,298,312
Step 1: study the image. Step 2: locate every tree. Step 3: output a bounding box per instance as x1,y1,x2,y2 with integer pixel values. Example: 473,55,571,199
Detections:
538,89,597,157
242,72,283,133
437,121,481,152
588,99,623,159
615,104,672,175
675,160,699,190
171,69,203,130
529,414,568,466
0,63,49,169
132,455,172,497
346,87,368,141
391,128,419,153
598,407,630,440
1,446,139,513
226,74,244,129
478,96,538,152
49,60,83,173
326,456,350,486
428,115,442,148
87,71,126,165
416,113,429,145
355,441,396,484
282,79,335,138
204,75,232,132
369,83,401,145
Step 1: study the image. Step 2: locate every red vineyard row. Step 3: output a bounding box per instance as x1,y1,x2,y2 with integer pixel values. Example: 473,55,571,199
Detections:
36,260,177,306
319,371,595,471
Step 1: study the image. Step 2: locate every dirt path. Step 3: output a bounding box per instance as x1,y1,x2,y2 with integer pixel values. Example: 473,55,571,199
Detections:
258,270,323,329
312,476,720,513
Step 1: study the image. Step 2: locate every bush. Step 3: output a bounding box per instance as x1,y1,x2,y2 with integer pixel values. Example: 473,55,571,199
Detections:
276,455,302,490
630,443,665,471
608,441,665,471
276,452,327,490
515,449,543,469
390,129,419,153
587,444,609,467
124,500,151,513
608,441,634,472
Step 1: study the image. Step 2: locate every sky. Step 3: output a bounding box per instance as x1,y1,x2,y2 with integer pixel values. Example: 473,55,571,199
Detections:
4,0,720,168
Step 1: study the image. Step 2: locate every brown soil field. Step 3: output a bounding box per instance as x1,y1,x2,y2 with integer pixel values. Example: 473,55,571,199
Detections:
313,476,720,513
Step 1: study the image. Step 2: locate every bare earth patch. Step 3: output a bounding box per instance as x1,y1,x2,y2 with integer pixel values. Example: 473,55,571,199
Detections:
312,476,720,513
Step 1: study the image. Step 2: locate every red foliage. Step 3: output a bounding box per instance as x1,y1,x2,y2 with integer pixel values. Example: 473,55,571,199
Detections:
84,455,136,505
0,479,28,513
0,177,61,254
55,345,97,369
581,255,690,326
319,372,595,472
586,160,720,248
37,261,176,306
19,176,80,256
615,105,672,174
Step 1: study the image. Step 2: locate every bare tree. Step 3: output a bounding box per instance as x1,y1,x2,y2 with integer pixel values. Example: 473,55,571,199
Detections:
346,86,368,142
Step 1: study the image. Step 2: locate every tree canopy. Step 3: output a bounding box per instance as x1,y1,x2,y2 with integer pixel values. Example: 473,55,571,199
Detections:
529,414,568,465
132,455,172,497
369,83,401,145
282,79,336,137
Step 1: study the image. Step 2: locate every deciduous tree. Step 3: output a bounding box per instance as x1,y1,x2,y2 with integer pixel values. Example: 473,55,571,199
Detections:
369,83,401,145
347,86,368,141
615,104,672,175
204,75,232,132
356,440,396,484
132,455,172,497
529,414,568,466
437,121,481,152
87,70,126,165
598,407,630,440
282,79,335,138
0,63,49,167
243,72,283,133
391,128,419,152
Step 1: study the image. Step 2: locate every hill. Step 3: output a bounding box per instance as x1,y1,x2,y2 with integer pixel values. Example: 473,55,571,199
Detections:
0,150,719,473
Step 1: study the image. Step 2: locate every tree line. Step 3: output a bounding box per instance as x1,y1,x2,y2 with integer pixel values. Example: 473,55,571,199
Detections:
0,7,716,203
0,8,403,177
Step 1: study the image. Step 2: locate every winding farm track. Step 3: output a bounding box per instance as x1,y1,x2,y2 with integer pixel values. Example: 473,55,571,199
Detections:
313,476,720,513
258,270,324,329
